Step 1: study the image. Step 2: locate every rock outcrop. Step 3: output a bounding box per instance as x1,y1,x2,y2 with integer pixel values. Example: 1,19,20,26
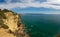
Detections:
0,9,29,37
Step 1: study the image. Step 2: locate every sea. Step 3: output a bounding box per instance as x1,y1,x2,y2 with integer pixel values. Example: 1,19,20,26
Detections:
21,14,60,37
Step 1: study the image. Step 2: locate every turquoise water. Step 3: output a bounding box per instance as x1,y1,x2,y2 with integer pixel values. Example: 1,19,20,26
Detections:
21,14,60,37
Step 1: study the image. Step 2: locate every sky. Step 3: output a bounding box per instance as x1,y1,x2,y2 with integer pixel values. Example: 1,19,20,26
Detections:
0,0,60,14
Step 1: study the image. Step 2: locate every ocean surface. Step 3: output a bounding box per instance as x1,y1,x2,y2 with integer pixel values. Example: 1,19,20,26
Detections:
21,14,60,37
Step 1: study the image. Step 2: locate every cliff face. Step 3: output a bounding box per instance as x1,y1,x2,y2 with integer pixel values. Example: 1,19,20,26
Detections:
0,9,29,37
3,12,20,32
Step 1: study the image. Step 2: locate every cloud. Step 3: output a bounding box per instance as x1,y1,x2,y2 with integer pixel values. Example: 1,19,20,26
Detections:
47,0,60,4
0,0,60,9
5,0,11,3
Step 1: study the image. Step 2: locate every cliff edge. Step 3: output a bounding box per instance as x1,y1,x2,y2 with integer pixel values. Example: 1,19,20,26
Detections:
0,9,29,37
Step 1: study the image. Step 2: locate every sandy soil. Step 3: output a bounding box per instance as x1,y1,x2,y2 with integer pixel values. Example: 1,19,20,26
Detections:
0,28,16,37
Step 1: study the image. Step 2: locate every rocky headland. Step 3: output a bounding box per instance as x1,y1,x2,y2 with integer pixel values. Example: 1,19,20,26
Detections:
0,9,29,37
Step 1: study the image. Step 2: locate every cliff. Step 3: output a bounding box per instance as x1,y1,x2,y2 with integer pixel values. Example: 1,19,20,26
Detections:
0,9,29,37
